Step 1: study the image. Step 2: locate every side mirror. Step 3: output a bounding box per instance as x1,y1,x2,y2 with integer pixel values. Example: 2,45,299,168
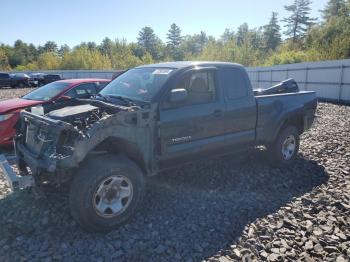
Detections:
170,88,188,104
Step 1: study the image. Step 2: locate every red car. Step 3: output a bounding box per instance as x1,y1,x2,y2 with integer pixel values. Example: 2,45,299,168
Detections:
0,78,110,146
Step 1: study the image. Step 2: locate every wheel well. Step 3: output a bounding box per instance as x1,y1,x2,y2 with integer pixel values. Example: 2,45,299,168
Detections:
94,137,148,175
280,115,304,135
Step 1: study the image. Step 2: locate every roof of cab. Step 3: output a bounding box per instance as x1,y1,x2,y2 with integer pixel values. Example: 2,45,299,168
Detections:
136,61,245,70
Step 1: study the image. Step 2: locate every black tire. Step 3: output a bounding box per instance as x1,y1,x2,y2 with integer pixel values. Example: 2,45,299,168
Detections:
69,154,145,232
266,125,300,167
17,82,25,88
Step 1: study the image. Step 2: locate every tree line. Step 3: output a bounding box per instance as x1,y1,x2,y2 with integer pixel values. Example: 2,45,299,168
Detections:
0,0,349,71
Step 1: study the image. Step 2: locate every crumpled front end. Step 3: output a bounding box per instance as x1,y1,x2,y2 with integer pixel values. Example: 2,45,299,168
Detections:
15,102,155,187
15,111,76,174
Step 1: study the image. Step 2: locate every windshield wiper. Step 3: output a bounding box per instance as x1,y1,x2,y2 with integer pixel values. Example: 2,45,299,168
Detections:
105,95,137,106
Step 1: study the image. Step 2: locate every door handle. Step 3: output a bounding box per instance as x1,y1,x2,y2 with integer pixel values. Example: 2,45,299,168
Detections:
212,109,222,117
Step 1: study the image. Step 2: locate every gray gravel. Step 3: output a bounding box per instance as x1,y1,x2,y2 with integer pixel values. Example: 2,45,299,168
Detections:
0,87,35,101
0,101,349,262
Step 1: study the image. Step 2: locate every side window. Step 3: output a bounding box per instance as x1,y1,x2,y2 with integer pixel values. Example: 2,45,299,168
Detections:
176,71,216,106
219,68,248,100
65,83,97,98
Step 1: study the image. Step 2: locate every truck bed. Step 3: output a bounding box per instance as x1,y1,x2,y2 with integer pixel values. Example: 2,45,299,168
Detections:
255,91,317,143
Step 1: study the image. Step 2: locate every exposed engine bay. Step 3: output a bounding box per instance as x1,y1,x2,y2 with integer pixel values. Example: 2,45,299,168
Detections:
32,98,139,131
47,104,106,130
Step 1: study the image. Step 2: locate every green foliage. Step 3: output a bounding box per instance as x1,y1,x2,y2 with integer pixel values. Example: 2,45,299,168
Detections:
8,51,26,68
99,37,114,57
37,52,60,70
221,29,235,43
190,39,261,66
265,49,309,65
236,23,249,46
180,31,208,57
321,0,348,21
43,41,58,53
0,0,349,71
0,49,10,70
283,0,316,41
137,27,161,60
58,44,70,58
306,15,350,60
61,47,111,70
263,12,282,51
167,23,182,47
166,23,184,60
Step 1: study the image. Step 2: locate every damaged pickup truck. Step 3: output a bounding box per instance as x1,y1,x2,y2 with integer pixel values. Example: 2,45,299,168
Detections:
1,62,317,232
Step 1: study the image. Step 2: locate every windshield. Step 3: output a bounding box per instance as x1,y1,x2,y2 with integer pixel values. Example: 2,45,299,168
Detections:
100,68,174,102
23,82,70,101
12,73,29,78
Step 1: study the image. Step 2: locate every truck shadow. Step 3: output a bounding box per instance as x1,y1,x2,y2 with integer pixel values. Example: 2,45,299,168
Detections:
0,151,329,261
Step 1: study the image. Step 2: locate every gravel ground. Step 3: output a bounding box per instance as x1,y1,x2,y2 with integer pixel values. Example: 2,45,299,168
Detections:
0,87,35,100
0,88,349,261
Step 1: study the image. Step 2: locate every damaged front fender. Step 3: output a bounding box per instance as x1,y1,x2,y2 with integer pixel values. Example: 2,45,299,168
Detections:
15,103,157,178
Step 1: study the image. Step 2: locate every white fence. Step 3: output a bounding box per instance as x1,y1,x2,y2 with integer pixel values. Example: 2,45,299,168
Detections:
17,59,350,103
247,59,350,103
22,70,117,80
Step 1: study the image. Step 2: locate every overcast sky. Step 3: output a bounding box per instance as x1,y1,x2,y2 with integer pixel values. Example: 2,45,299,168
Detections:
1,0,328,47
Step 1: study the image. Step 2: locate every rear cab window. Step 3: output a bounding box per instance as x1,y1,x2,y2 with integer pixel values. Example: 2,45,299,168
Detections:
218,67,248,100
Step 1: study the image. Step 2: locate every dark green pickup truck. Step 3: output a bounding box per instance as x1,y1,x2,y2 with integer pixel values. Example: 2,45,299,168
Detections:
1,62,317,232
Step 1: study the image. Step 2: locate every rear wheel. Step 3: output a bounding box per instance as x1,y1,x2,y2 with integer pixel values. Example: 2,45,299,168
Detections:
266,125,300,167
17,82,25,88
69,154,145,232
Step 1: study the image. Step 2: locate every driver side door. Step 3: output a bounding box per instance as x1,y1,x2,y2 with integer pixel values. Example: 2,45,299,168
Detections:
158,68,227,167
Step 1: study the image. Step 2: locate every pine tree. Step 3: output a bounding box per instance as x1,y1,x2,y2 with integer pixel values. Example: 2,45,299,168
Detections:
99,37,114,57
58,44,70,58
321,0,348,21
236,23,249,46
199,31,208,48
283,0,316,41
221,29,235,43
263,12,282,51
87,42,97,51
137,27,159,60
43,41,58,53
167,23,182,48
166,23,183,60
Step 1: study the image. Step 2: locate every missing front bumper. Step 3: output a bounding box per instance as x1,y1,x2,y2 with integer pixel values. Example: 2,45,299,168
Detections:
0,154,35,191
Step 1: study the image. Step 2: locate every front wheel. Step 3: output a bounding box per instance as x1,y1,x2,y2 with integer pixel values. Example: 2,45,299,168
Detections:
266,125,300,167
69,154,145,232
